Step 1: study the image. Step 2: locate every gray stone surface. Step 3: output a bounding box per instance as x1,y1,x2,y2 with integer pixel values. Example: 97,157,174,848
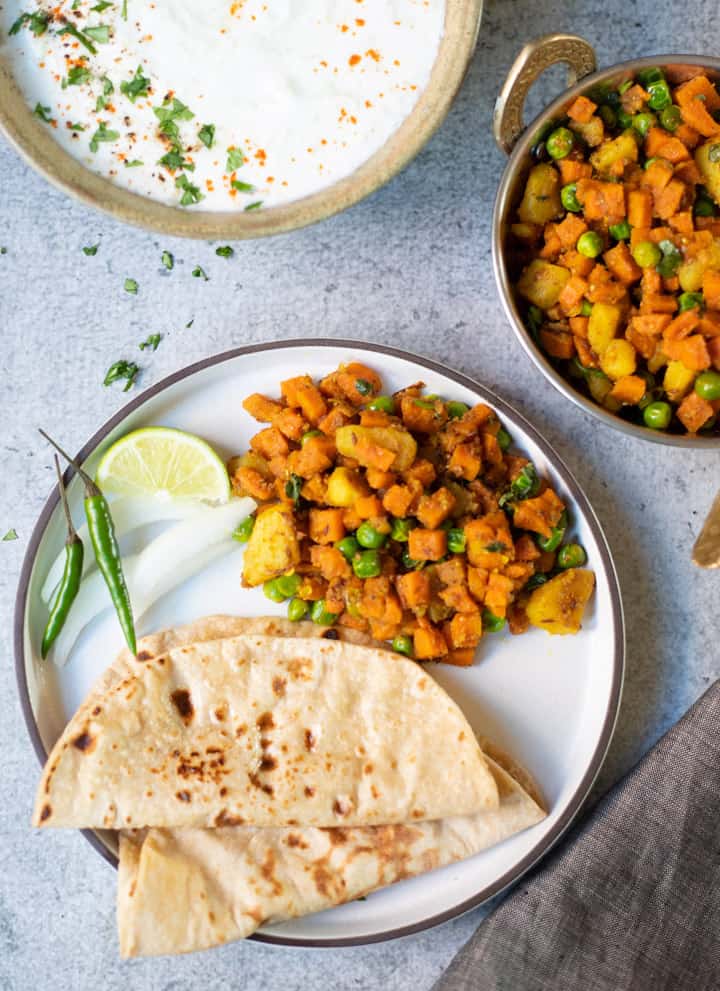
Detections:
1,1,718,988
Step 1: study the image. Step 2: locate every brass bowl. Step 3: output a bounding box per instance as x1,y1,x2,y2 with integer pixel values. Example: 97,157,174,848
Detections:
0,0,482,240
492,34,720,448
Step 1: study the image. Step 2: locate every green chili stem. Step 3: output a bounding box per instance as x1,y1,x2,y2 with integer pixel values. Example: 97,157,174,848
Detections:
39,430,137,655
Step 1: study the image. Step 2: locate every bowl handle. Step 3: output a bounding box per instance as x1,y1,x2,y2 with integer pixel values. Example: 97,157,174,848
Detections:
493,34,597,154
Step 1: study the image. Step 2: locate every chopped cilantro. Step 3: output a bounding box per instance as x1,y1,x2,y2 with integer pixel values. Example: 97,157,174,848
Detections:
226,147,244,172
34,103,52,123
120,65,151,103
124,278,138,294
231,179,254,193
198,124,215,149
244,201,263,211
82,244,99,256
9,11,49,36
175,174,203,207
65,64,91,87
215,246,234,258
84,24,111,44
89,121,119,153
2,528,18,542
104,360,139,392
91,2,113,11
161,250,174,270
192,266,208,281
139,334,162,351
56,23,98,55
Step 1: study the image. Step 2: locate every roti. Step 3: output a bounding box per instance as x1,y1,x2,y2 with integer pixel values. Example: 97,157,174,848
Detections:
34,625,498,830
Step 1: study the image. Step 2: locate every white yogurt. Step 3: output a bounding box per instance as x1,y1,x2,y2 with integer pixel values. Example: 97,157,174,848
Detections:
0,0,445,210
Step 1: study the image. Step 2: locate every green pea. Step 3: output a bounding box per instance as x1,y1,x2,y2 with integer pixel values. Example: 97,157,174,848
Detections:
447,528,466,554
353,549,382,578
392,634,413,657
536,509,568,553
482,610,506,633
232,515,255,543
694,193,716,218
577,231,604,258
367,395,396,414
643,400,672,430
598,104,617,129
310,599,339,626
632,112,657,137
656,239,682,277
632,240,662,269
580,300,594,316
659,104,682,132
390,517,414,542
447,401,470,419
646,79,672,111
637,67,665,88
263,578,289,603
496,427,512,451
287,597,310,622
557,543,587,569
694,370,720,401
616,109,634,129
277,573,302,598
678,292,704,313
356,521,387,549
561,183,581,213
609,220,632,241
301,429,322,446
545,126,575,160
335,535,360,560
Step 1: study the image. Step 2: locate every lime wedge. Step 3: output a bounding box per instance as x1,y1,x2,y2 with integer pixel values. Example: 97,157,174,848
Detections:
96,427,230,503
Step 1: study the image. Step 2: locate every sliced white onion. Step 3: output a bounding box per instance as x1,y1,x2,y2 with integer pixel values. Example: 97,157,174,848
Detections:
41,496,200,603
49,497,256,668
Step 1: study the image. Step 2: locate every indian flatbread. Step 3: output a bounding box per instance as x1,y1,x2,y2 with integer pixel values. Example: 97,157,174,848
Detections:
34,626,498,830
118,752,545,958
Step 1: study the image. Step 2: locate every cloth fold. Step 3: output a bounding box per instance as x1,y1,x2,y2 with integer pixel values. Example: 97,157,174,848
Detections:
433,681,720,991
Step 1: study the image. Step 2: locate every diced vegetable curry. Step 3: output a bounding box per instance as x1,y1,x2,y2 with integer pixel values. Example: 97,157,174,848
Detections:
229,363,595,665
509,67,720,435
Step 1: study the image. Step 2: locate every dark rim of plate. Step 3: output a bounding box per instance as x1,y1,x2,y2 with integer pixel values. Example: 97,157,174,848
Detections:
14,337,625,948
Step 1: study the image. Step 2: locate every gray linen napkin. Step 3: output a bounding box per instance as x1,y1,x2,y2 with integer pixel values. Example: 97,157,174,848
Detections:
433,681,720,991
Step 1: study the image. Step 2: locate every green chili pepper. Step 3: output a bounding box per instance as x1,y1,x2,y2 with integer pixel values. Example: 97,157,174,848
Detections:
536,509,569,553
40,430,137,655
391,634,413,657
41,456,85,659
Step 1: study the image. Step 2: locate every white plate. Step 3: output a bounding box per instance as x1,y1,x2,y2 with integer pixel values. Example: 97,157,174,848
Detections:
15,339,624,946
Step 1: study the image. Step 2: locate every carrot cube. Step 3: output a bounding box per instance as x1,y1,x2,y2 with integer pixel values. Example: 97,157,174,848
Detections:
676,391,715,432
408,528,447,562
396,571,431,609
675,75,720,112
413,619,448,660
663,310,701,341
567,95,598,123
610,374,647,405
242,393,283,423
416,487,456,529
703,270,720,310
662,335,711,370
448,443,482,481
447,612,483,649
627,188,654,228
603,242,642,285
308,508,346,545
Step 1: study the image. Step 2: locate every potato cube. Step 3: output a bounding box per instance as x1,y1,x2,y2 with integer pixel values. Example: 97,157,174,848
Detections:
663,360,696,401
527,568,595,635
242,504,300,587
588,302,623,355
600,339,637,380
517,164,563,225
517,259,571,310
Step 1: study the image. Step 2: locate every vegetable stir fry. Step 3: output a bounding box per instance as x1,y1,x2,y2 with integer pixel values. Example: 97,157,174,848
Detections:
510,67,720,435
230,363,594,665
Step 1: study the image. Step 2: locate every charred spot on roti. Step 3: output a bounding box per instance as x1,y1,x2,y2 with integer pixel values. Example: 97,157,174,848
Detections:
259,755,278,772
287,657,313,681
272,676,287,697
176,790,192,803
323,827,349,846
411,809,425,819
214,705,227,722
214,809,245,827
260,850,282,896
136,650,153,661
72,731,96,753
128,881,136,898
333,797,353,817
170,689,194,724
235,724,247,738
39,803,52,822
219,787,228,797
286,833,308,849
256,711,275,733
248,772,274,796
304,729,316,752
312,860,346,899
322,629,339,640
208,911,216,923
304,786,316,798
91,705,102,717
458,731,465,741
363,763,374,775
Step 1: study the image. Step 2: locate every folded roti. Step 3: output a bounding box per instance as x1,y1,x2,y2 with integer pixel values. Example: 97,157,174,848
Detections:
118,752,545,958
34,625,498,830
